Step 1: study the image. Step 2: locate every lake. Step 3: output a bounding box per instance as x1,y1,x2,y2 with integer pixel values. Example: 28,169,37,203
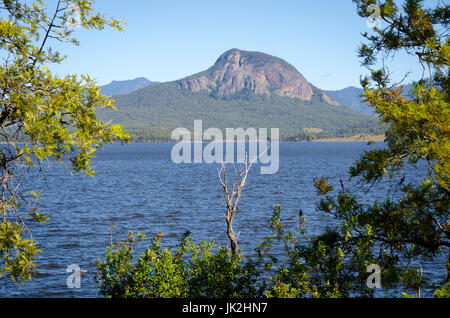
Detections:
1,142,446,297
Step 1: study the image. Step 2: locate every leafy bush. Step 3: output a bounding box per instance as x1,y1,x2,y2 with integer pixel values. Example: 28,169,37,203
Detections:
96,231,262,298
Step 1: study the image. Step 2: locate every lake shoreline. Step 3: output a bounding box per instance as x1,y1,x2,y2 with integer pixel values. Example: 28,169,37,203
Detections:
312,134,386,142
0,135,386,144
129,135,386,143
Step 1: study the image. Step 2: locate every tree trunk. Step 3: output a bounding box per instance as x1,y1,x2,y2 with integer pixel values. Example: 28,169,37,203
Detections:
227,220,239,256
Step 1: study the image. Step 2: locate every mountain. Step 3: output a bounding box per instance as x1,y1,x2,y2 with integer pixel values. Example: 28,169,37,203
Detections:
98,49,384,141
100,77,158,96
177,48,340,105
325,86,372,115
325,83,415,115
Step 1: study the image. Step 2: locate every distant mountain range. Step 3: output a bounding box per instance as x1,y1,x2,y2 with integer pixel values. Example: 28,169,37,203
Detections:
324,86,372,115
98,49,385,141
100,77,159,96
325,83,414,115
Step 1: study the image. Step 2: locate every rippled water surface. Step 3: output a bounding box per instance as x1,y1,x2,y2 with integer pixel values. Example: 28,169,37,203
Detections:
1,142,446,297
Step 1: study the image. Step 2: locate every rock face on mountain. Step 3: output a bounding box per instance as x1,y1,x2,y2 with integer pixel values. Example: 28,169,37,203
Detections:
176,48,338,104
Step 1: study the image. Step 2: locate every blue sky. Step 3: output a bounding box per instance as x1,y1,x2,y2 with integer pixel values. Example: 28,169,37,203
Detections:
49,0,434,90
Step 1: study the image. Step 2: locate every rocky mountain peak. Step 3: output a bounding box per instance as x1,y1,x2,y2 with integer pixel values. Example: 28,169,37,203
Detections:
176,49,330,102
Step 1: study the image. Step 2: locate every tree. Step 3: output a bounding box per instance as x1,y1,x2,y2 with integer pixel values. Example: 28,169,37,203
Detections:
354,0,449,191
305,0,449,296
217,159,255,256
261,0,449,298
0,0,129,283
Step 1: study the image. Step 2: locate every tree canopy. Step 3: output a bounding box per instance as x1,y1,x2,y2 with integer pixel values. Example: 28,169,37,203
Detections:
0,0,129,283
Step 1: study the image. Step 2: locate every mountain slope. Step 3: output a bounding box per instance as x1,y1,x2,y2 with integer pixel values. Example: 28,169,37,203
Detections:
325,86,372,115
100,77,158,96
99,49,384,141
325,84,414,115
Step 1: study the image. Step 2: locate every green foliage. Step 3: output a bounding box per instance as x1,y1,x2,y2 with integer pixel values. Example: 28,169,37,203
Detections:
0,0,129,283
433,262,450,298
338,0,449,296
96,231,262,298
314,177,334,195
314,185,446,295
434,281,450,298
0,222,41,283
256,1,450,297
257,205,375,298
354,0,449,190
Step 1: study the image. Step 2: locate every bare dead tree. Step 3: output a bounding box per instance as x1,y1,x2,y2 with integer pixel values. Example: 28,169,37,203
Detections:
217,148,269,256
